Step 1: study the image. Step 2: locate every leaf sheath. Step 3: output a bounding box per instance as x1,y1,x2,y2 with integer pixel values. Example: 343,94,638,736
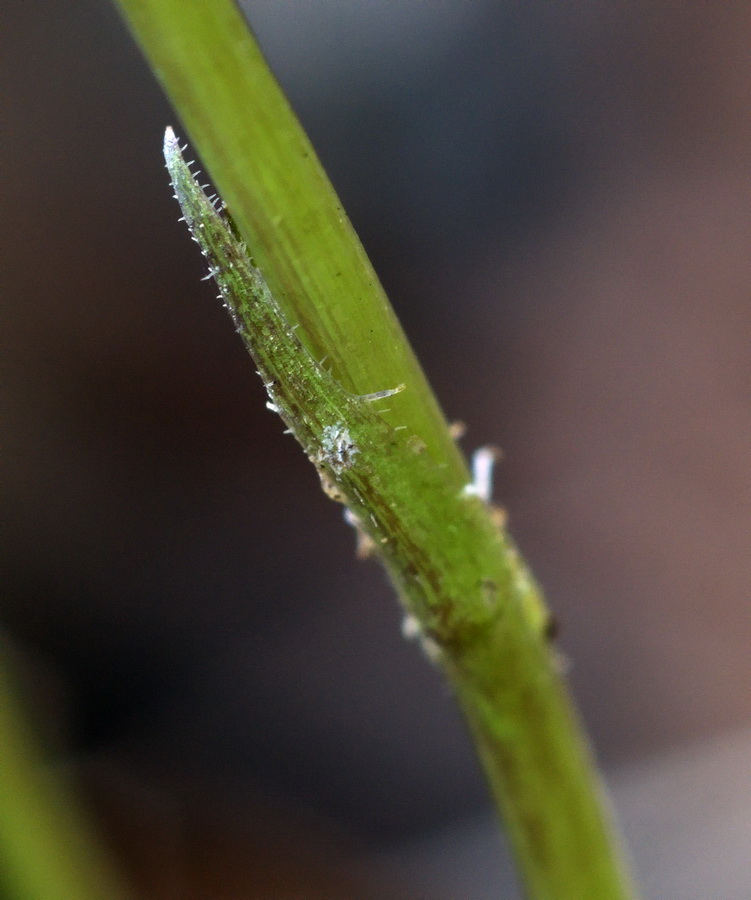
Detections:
163,127,638,900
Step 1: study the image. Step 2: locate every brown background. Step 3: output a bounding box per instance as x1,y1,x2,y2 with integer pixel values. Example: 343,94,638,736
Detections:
2,1,749,895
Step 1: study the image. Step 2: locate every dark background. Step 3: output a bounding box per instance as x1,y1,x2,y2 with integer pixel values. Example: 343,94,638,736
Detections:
2,1,750,896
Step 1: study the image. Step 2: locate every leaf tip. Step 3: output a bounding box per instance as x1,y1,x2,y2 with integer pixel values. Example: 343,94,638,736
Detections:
163,125,180,165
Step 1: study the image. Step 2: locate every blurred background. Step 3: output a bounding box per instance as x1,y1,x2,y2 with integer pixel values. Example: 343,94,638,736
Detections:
1,1,750,897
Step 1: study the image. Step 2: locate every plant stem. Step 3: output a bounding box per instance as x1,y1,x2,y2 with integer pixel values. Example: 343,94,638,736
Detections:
0,650,129,900
116,2,640,897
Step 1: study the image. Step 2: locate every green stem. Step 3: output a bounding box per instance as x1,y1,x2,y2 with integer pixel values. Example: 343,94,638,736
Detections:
0,650,129,900
116,2,640,897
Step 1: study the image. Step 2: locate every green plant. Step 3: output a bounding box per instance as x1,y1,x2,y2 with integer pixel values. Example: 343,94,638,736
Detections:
0,652,129,900
40,2,636,897
160,132,635,899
